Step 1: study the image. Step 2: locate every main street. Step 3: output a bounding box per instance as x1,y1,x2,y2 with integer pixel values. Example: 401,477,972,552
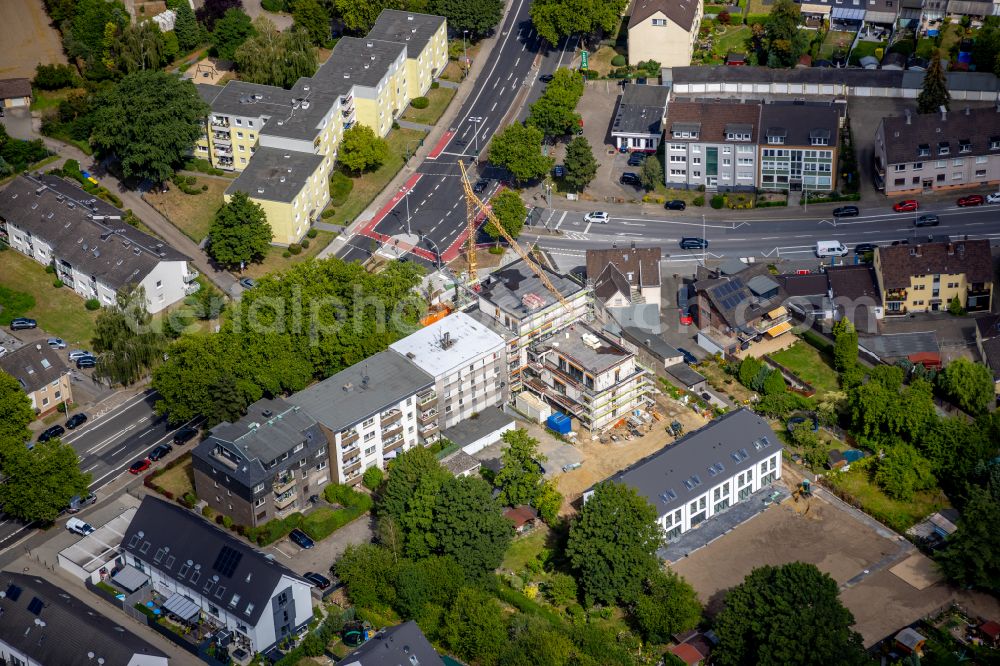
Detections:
0,390,192,552
336,0,578,264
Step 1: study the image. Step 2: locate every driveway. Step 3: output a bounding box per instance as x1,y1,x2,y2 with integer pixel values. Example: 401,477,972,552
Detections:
240,0,294,30
1,108,35,141
265,514,374,578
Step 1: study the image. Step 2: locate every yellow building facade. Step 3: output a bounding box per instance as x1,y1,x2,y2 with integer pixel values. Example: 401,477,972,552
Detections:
874,240,994,315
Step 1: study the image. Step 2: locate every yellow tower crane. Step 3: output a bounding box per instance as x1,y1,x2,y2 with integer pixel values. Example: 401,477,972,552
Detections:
457,160,574,314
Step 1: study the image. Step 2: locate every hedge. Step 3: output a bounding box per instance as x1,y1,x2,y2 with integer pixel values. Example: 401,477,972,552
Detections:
611,54,627,67
411,96,430,109
248,512,305,546
756,199,788,208
801,191,861,205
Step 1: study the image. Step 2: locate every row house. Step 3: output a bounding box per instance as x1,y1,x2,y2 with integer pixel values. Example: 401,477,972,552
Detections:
873,239,993,314
0,343,72,417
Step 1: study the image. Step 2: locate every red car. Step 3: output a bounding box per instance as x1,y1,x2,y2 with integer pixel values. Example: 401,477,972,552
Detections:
893,199,919,212
129,458,151,474
957,194,984,207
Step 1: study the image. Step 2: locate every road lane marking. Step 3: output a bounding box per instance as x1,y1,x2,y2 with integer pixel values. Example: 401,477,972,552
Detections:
62,391,152,444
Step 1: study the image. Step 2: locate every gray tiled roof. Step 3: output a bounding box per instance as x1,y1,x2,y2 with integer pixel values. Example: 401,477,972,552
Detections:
0,572,169,666
206,397,321,470
314,37,406,91
628,0,699,30
0,175,189,289
612,85,670,136
0,343,70,394
975,313,1000,342
0,78,31,100
759,103,840,147
594,409,780,517
226,147,324,204
343,621,445,665
367,9,444,55
860,331,939,358
980,336,1000,378
287,350,433,433
880,106,1000,165
665,362,705,388
479,259,586,321
586,247,661,288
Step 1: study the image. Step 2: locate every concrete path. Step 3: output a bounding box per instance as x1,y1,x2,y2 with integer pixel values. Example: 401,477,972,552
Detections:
397,119,434,132
437,80,460,89
314,221,345,232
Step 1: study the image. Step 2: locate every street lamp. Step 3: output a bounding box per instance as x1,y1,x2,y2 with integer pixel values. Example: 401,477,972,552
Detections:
420,232,442,269
401,187,412,236
462,31,469,79
468,116,482,154
545,181,552,209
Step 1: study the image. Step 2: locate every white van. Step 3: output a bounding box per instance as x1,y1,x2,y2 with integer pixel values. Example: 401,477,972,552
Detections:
66,517,95,536
816,240,848,258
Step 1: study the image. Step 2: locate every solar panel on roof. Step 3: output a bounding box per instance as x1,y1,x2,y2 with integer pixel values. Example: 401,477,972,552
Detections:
27,597,43,615
5,584,22,601
212,545,243,578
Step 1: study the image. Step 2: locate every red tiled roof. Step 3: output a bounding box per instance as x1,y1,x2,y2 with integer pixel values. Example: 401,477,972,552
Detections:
981,620,1000,640
669,642,705,665
503,505,538,528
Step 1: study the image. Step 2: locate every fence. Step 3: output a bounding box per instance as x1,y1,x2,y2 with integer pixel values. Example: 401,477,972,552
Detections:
762,354,817,397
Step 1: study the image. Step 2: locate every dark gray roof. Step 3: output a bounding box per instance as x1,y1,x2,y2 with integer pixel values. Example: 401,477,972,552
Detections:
195,82,223,105
0,78,32,100
209,80,306,118
665,362,705,388
367,9,445,55
226,147,325,204
621,327,681,361
287,350,433,433
629,0,700,30
314,37,406,91
0,343,70,394
535,324,634,374
759,103,840,147
860,331,939,359
594,409,780,517
746,274,780,296
980,337,1000,378
479,259,585,321
975,313,1000,342
695,263,788,329
209,79,341,143
441,406,513,448
0,175,189,289
122,497,309,626
593,264,633,302
440,449,482,476
343,621,445,666
880,106,1000,165
777,273,829,297
0,572,169,666
826,264,880,303
612,85,670,136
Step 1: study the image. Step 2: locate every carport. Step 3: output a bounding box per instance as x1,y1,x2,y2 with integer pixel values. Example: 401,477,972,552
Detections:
111,564,149,594
162,593,201,623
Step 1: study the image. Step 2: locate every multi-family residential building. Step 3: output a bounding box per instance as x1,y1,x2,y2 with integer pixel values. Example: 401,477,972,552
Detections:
610,84,670,152
873,240,993,314
874,106,1000,195
389,311,507,429
288,350,439,485
476,259,589,391
367,10,448,100
121,497,314,655
586,409,782,541
342,621,445,666
586,246,662,311
758,102,839,192
0,174,197,313
192,398,334,527
626,0,702,68
664,100,762,192
0,571,170,666
524,324,650,431
0,342,72,417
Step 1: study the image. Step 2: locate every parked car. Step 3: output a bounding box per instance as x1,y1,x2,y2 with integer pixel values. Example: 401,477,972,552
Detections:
68,350,92,361
65,413,88,429
833,205,860,217
914,214,940,227
128,458,151,474
854,243,878,255
583,211,609,224
677,348,698,364
957,194,984,207
289,529,315,549
38,424,66,443
66,517,95,536
893,199,919,212
76,356,97,369
239,277,257,290
986,192,1000,204
627,153,645,167
47,337,67,349
539,74,554,83
664,199,686,211
67,492,97,514
10,318,37,331
619,172,641,187
173,426,198,445
816,240,848,258
679,237,709,250
148,443,173,462
0,346,7,357
473,178,489,194
304,572,332,589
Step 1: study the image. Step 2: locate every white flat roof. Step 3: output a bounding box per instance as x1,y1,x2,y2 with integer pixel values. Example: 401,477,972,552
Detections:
59,506,137,573
390,311,504,377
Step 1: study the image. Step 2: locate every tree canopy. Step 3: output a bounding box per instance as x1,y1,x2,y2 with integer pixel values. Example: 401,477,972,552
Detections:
938,479,1000,593
292,0,331,45
562,136,597,192
197,0,244,30
832,318,858,372
92,287,169,386
339,125,390,174
0,371,35,462
746,0,808,68
212,8,256,60
0,439,92,523
234,18,317,88
174,2,203,51
639,155,663,191
631,569,702,644
938,357,993,416
529,0,629,46
430,0,502,36
432,476,513,576
483,189,526,240
918,50,951,114
334,0,395,34
488,123,553,183
207,191,273,268
527,68,583,137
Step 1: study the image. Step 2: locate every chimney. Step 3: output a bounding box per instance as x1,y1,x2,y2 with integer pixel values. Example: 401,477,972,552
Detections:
939,105,947,121
915,244,922,257
965,106,971,116
905,109,911,125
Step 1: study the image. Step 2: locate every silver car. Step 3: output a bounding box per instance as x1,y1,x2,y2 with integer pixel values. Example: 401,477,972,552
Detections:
583,211,609,224
68,350,92,361
48,338,67,349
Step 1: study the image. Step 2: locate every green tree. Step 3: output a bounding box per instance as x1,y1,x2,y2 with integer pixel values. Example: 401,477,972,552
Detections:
762,369,787,396
90,71,208,183
566,481,662,604
545,572,578,606
430,0,502,36
533,479,563,524
918,50,951,114
938,484,1000,593
713,563,868,666
948,295,964,316
292,0,331,45
874,443,936,500
527,68,583,137
483,189,526,240
211,8,255,60
0,440,92,522
204,374,246,426
380,446,450,523
0,372,35,462
339,124,390,174
639,155,663,191
362,466,384,490
234,18,317,88
92,287,169,386
394,555,466,619
174,2,203,51
738,356,763,389
33,63,79,90
759,0,808,68
495,429,545,506
832,318,858,372
938,357,994,416
529,0,629,46
111,20,167,73
66,0,128,72
197,0,244,30
334,0,394,34
335,543,399,609
502,617,574,666
562,136,597,192
631,569,702,644
431,476,513,577
207,191,273,268
488,123,553,183
441,587,507,666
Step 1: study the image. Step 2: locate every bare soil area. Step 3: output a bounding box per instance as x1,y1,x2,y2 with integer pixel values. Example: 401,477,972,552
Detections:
0,0,67,79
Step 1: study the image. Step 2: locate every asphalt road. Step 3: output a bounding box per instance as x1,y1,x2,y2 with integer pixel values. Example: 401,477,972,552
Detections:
524,200,1000,269
337,0,578,263
0,390,193,552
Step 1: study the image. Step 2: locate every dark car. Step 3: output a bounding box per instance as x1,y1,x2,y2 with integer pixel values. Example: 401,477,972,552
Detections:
128,459,151,474
10,318,37,331
854,243,877,255
304,572,332,589
148,443,173,462
289,528,315,549
76,356,97,369
664,199,686,211
473,178,489,194
38,424,66,443
239,277,257,290
833,205,860,217
619,172,641,187
65,413,88,430
914,214,940,227
173,426,198,445
957,194,984,207
677,348,698,364
539,74,554,83
679,237,709,250
67,492,97,514
551,165,566,178
627,153,645,167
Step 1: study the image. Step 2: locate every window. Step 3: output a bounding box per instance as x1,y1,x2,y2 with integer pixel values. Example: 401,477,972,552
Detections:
669,143,685,151
669,169,686,176
364,446,376,456
237,132,244,139
936,160,946,168
918,144,931,157
316,446,326,456
651,18,667,25
952,172,963,180
914,162,923,169
811,136,829,146
691,157,701,165
363,431,376,442
952,158,964,167
939,144,950,155
767,135,785,145
362,417,375,428
692,171,701,177
894,178,905,186
738,157,754,166
155,280,162,288
253,482,265,493
293,442,304,453
722,158,731,166
726,132,751,141
960,142,972,153
992,139,1000,150
976,169,987,178
722,146,732,154
254,496,265,507
669,155,686,163
893,164,906,172
976,155,989,164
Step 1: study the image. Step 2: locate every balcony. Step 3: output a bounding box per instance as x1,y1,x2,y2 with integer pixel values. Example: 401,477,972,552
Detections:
183,268,200,283
214,145,233,156
273,473,295,494
211,118,230,129
380,409,402,427
418,408,438,423
340,430,359,445
418,421,439,436
343,459,362,475
185,282,201,296
381,423,403,440
212,132,231,143
341,444,359,462
274,490,297,510
383,437,404,454
886,289,908,302
417,391,437,408
968,286,991,298
211,448,239,470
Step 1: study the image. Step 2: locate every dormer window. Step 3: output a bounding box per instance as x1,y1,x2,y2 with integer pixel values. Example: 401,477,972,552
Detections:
811,136,828,146
767,135,785,145
918,144,930,157
991,137,1000,150
726,132,751,141
938,142,950,155
959,140,972,153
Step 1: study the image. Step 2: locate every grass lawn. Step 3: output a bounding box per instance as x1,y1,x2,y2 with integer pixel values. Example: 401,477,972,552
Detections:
745,0,772,15
154,456,195,497
0,248,98,345
769,340,840,396
916,23,965,59
323,128,427,227
713,25,751,57
242,230,335,279
501,527,548,572
30,87,82,113
143,177,228,243
401,86,456,126
827,463,949,532
818,31,855,59
849,40,887,65
587,46,624,76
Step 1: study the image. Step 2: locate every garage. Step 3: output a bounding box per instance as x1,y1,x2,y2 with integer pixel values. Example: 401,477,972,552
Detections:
0,78,32,108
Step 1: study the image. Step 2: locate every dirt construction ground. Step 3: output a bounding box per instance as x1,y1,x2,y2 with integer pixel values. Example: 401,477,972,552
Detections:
1,0,67,79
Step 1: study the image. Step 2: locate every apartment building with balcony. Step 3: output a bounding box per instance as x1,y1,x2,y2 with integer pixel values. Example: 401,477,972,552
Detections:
288,350,437,485
390,311,507,429
0,174,197,313
368,10,447,100
664,100,762,192
192,399,334,528
874,106,1000,195
758,102,839,192
476,259,589,391
0,342,72,417
873,240,993,314
524,324,650,431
